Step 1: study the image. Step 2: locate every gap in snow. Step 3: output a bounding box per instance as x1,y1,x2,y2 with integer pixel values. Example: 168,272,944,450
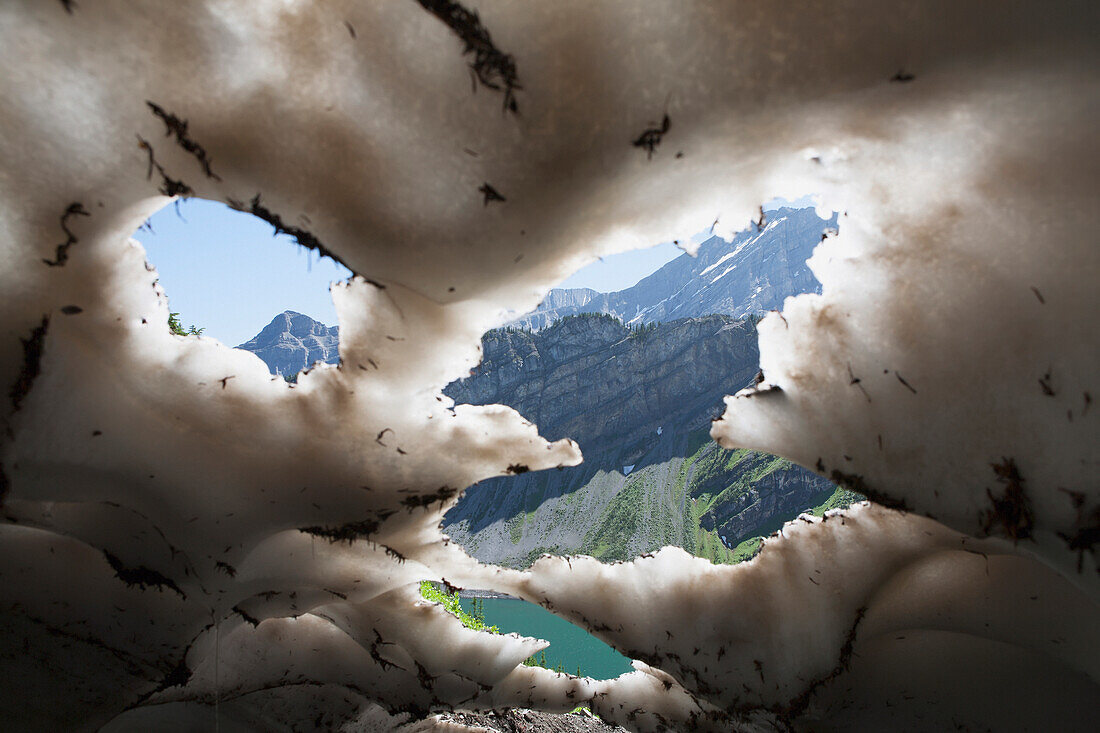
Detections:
454,590,634,680
133,198,352,349
444,194,859,573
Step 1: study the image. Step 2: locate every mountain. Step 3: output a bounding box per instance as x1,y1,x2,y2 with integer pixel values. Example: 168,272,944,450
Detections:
511,206,836,330
237,310,339,377
441,314,845,567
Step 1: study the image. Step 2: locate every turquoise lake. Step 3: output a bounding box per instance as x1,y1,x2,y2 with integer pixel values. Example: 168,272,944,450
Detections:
459,596,634,680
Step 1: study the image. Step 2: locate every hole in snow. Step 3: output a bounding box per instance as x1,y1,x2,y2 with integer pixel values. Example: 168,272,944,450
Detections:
134,195,859,572
421,582,633,680
133,198,351,380
441,197,861,567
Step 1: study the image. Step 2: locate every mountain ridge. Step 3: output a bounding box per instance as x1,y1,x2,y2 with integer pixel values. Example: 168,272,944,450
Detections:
510,206,836,330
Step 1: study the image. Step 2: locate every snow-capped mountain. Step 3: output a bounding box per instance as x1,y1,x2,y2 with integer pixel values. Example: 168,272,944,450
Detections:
511,206,836,330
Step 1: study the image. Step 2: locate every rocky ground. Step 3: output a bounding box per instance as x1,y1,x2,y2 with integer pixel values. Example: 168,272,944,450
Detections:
430,708,628,732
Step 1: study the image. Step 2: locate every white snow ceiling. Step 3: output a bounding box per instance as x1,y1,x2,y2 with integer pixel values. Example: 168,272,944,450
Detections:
1,1,1097,730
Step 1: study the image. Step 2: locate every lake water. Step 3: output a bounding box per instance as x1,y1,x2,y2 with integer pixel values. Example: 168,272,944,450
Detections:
459,596,634,680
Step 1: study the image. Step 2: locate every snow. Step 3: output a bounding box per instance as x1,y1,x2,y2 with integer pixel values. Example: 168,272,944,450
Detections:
709,263,738,284
701,218,787,280
699,246,744,278
1,1,1096,730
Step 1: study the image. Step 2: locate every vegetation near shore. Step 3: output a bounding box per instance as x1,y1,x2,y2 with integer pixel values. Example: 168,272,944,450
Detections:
419,581,497,633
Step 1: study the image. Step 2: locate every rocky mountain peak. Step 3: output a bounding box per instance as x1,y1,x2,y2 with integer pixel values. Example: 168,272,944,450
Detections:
237,310,339,377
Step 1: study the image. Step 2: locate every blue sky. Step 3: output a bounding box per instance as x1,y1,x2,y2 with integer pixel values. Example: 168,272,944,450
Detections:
557,238,695,292
136,199,351,346
134,195,814,346
555,195,815,292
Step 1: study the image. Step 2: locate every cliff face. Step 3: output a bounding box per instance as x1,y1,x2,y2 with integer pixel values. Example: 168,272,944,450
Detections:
442,315,839,567
685,445,838,545
449,314,760,453
512,207,835,330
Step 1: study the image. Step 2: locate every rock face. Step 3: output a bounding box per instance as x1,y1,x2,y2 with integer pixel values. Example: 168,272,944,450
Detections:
688,447,842,544
442,315,839,567
435,708,628,732
512,207,835,330
450,314,760,452
237,310,339,377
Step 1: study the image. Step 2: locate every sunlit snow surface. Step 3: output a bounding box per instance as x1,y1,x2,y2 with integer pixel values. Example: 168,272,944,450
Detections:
0,1,1097,730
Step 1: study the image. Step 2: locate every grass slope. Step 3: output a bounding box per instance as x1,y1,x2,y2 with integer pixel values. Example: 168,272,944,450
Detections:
496,426,862,567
